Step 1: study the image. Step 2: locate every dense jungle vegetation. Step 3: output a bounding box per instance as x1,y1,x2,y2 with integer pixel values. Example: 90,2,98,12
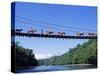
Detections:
38,39,97,66
11,42,38,69
12,39,97,69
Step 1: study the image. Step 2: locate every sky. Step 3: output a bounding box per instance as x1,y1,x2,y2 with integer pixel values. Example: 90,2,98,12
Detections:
14,2,97,59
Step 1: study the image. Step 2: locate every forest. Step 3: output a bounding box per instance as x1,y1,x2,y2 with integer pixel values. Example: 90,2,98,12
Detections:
12,39,97,69
11,42,38,69
38,39,97,66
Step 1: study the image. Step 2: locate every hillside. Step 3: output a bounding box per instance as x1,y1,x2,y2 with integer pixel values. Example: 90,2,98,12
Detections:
38,39,97,66
11,42,38,69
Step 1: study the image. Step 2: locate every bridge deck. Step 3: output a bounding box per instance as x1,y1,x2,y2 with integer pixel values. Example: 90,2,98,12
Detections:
11,32,97,39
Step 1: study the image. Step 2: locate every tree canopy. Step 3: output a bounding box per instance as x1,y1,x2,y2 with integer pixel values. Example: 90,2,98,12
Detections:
38,39,97,66
11,42,38,69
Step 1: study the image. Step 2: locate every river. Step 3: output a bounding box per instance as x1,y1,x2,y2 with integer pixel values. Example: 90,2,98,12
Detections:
16,64,97,73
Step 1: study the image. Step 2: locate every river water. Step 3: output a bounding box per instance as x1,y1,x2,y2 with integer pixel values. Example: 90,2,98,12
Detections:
16,64,97,73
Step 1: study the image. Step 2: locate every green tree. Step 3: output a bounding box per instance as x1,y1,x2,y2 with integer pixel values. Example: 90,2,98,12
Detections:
12,41,38,69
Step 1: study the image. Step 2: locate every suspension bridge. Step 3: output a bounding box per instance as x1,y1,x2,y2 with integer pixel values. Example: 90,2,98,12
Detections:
11,16,97,39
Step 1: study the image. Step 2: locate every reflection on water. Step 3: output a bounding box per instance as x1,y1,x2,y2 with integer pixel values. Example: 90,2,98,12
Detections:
16,64,97,73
